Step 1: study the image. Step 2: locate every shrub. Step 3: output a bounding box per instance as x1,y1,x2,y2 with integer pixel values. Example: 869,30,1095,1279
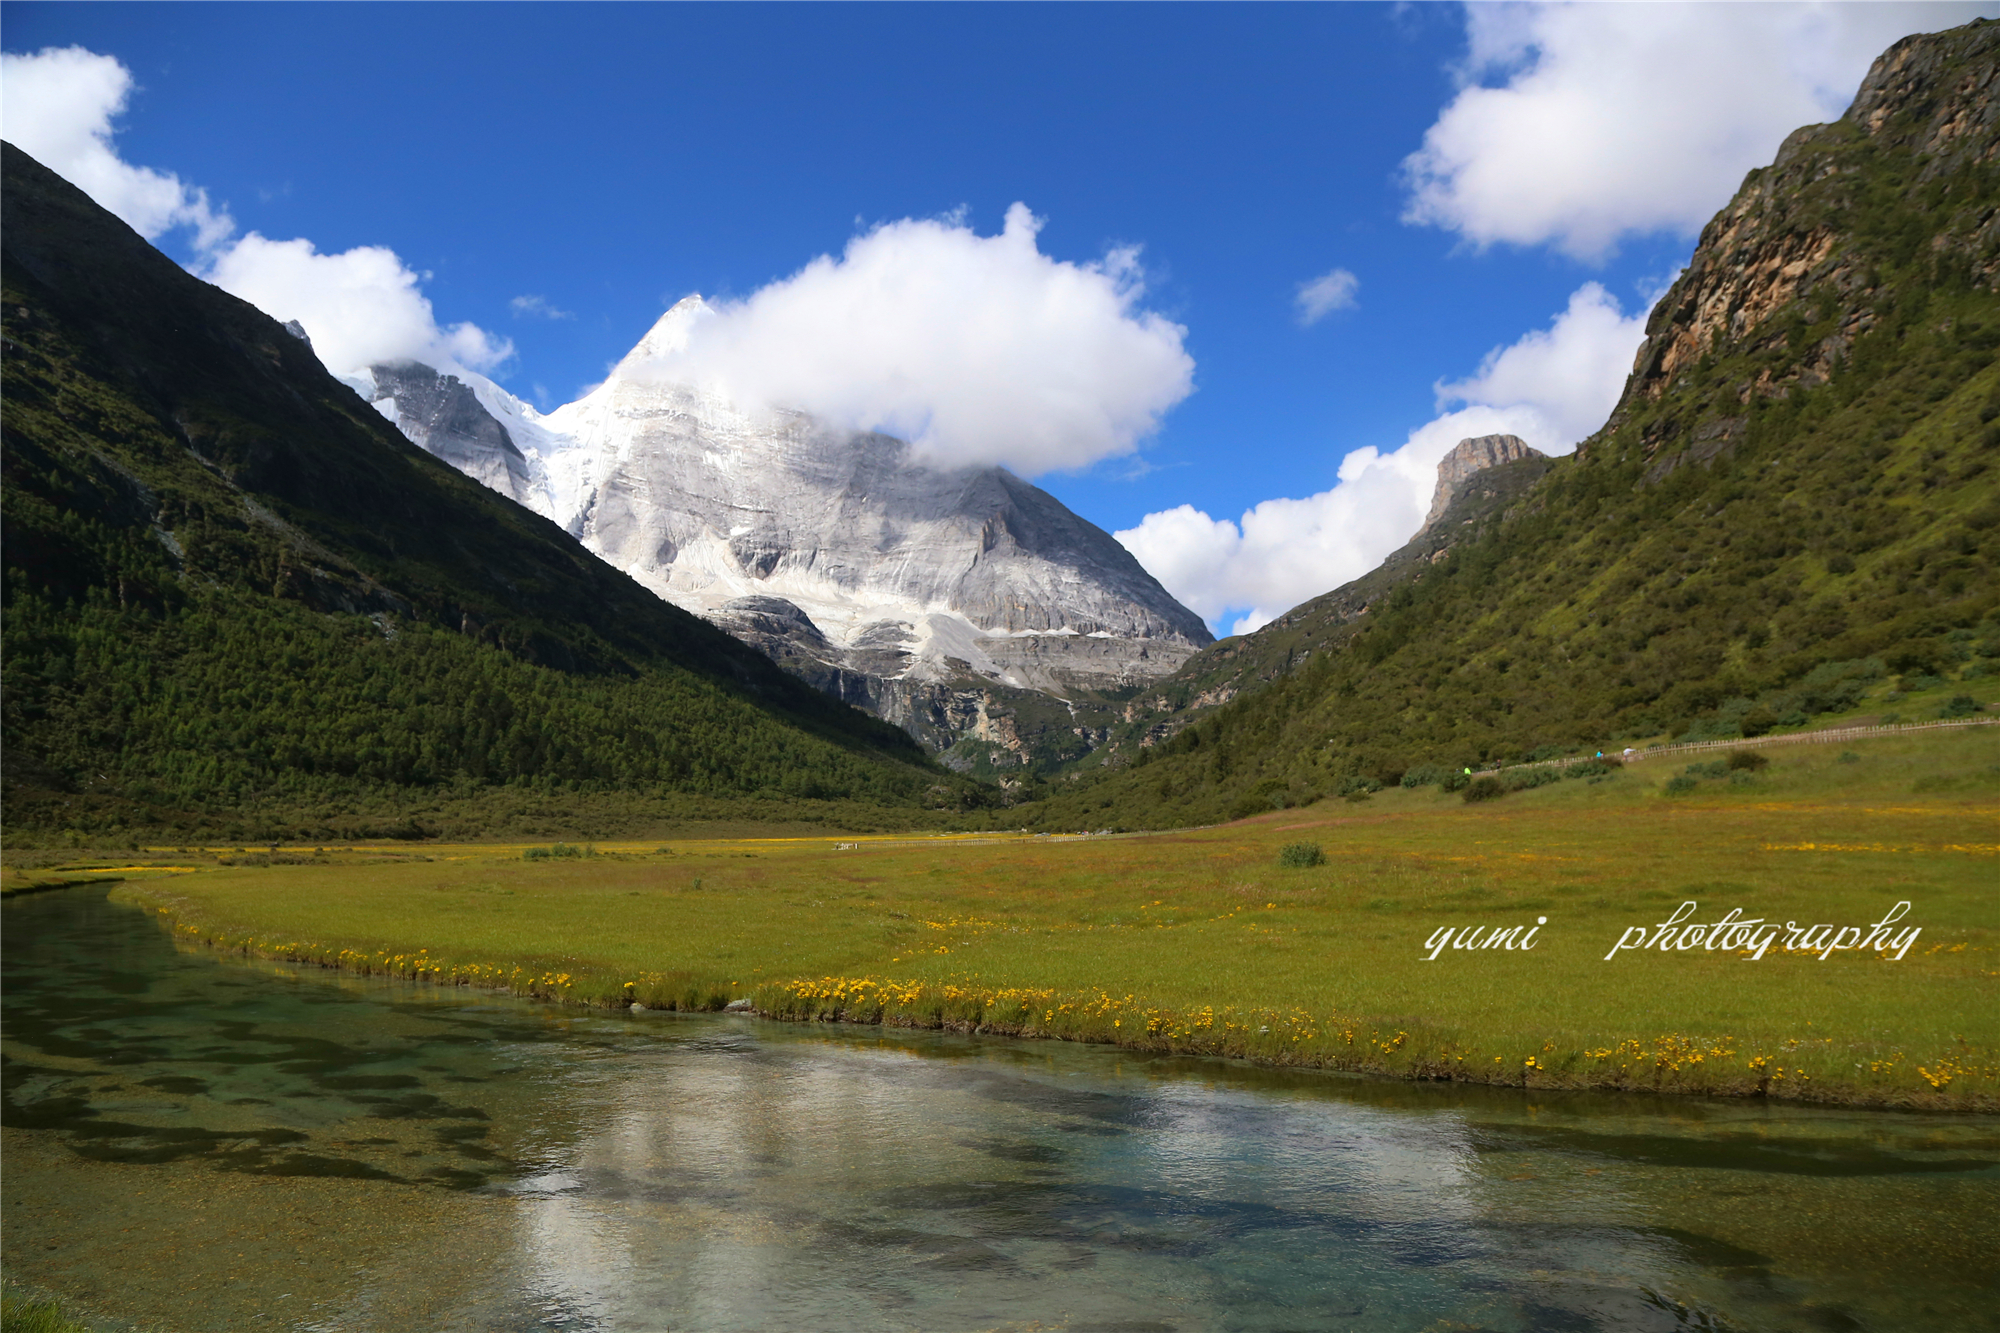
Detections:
524,842,594,861
1725,750,1770,772
1441,770,1472,793
1277,842,1326,868
1838,751,1861,764
1461,777,1506,803
1663,775,1700,796
1942,694,1981,718
1739,706,1778,738
1401,764,1448,789
1686,760,1729,779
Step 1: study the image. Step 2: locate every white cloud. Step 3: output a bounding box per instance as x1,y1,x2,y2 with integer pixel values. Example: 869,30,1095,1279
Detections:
510,294,573,320
632,203,1195,477
205,234,512,376
1,45,507,379
1295,267,1359,325
1435,281,1643,445
1403,2,1991,259
1118,283,1645,635
0,45,232,247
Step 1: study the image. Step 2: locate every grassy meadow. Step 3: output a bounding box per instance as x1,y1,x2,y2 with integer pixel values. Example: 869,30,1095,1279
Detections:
57,726,2000,1110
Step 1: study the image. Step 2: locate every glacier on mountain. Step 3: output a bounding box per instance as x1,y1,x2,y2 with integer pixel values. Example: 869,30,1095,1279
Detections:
345,298,1210,742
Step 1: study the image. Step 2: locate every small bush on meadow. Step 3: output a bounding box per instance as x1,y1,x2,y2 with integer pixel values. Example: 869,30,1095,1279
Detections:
1726,750,1770,772
1441,770,1471,793
524,842,595,861
1663,775,1700,797
1941,694,1980,718
1277,842,1325,868
1461,777,1505,803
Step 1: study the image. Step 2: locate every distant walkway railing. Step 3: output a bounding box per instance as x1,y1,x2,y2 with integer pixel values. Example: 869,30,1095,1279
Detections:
1476,715,1997,777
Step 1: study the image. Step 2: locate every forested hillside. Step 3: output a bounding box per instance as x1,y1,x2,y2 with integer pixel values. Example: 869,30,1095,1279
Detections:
1,144,977,844
1024,20,2000,830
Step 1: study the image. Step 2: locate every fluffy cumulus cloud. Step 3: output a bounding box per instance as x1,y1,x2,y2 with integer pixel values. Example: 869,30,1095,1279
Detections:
1118,283,1645,636
0,45,232,248
1403,2,1991,260
0,46,507,377
206,235,512,375
635,203,1195,477
1295,267,1359,325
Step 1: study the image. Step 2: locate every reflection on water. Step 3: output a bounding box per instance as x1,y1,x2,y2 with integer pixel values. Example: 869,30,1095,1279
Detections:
3,887,1995,1332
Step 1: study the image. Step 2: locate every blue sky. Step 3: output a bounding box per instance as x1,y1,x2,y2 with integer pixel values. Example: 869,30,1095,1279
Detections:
4,2,1987,633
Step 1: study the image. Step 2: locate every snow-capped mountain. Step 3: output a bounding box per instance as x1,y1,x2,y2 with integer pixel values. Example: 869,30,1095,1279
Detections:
344,299,1210,759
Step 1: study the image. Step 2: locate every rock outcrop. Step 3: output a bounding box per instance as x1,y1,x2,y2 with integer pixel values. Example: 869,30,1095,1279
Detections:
1417,434,1546,537
1611,18,1999,481
1068,443,1557,765
352,362,537,502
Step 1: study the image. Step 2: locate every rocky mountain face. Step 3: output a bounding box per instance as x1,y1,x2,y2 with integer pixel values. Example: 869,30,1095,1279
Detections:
1608,18,2000,481
352,301,1210,769
349,361,536,502
1419,435,1544,535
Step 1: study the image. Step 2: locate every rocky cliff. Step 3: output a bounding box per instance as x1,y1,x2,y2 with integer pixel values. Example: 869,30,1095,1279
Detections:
1611,18,1999,480
1418,434,1545,536
352,361,537,502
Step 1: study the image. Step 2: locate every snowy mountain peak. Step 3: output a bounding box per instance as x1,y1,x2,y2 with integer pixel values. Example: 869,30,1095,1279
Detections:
355,315,1211,751
617,294,711,372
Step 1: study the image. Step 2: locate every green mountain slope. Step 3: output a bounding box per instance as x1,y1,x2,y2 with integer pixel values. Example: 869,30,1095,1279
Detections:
1,144,977,843
1035,450,1558,776
1022,19,2000,830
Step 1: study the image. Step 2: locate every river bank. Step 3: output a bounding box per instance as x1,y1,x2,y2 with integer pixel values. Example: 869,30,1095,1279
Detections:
12,726,1986,1112
101,726,1994,1111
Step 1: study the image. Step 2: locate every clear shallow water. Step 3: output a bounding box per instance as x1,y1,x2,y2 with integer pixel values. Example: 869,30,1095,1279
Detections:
3,888,1996,1332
